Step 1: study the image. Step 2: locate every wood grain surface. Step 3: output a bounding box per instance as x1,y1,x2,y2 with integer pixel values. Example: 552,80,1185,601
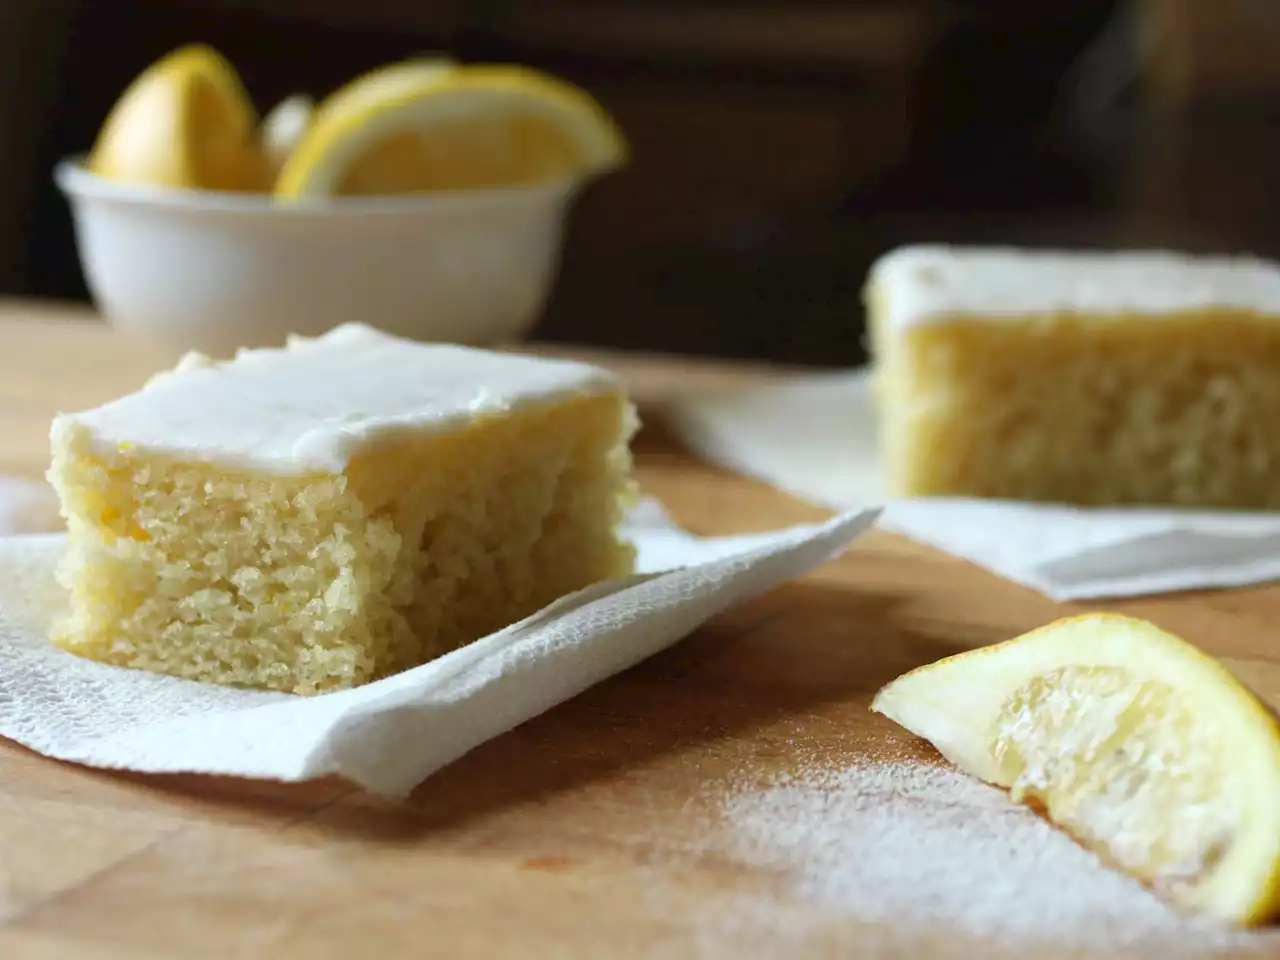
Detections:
1,303,1278,958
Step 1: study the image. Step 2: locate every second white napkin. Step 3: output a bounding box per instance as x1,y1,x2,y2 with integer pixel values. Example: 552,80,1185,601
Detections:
664,372,1280,601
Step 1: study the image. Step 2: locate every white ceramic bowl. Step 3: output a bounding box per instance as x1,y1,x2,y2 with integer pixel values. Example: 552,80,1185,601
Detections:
56,158,583,357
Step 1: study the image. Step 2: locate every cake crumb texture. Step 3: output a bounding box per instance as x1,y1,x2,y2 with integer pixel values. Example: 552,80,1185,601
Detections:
49,390,637,695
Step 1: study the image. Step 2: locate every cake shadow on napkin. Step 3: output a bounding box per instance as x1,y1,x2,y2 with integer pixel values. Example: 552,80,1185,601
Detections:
662,372,1280,601
0,499,878,797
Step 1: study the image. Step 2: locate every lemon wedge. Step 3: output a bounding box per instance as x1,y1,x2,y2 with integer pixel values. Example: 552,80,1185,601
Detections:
88,44,269,191
274,63,627,199
871,613,1280,925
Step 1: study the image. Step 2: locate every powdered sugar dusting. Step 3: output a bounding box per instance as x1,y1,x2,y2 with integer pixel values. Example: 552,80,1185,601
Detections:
712,758,1271,955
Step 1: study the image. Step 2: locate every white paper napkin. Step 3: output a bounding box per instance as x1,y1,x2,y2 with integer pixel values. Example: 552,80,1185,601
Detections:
0,499,878,796
663,372,1280,601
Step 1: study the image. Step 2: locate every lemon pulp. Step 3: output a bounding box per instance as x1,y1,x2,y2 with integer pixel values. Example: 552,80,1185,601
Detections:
994,665,1235,892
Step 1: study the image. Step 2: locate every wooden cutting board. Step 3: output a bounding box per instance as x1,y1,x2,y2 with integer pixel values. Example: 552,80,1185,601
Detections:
0,302,1278,959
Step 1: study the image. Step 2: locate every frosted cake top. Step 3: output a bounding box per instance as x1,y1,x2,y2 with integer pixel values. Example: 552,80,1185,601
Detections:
868,245,1280,330
54,323,621,472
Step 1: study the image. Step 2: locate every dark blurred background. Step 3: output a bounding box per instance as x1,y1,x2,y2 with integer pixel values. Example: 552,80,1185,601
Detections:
3,0,1280,366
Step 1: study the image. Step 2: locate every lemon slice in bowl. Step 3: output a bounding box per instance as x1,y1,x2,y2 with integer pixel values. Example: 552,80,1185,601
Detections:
871,613,1280,925
274,63,627,199
260,56,460,168
88,44,270,191
310,56,458,126
260,58,458,173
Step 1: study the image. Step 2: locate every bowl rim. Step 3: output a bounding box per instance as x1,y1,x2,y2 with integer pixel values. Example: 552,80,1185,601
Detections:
55,156,585,217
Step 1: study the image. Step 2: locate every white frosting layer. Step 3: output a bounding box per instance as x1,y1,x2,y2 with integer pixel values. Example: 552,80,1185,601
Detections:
56,323,622,473
869,245,1280,330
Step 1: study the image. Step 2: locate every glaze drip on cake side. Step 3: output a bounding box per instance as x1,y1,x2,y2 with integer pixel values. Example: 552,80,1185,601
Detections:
869,245,1280,330
53,322,621,473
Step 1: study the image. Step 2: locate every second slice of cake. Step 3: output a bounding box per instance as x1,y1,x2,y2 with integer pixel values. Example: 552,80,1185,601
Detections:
49,323,638,695
866,245,1280,508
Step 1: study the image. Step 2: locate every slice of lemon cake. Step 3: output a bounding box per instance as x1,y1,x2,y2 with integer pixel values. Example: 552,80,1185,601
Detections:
48,323,638,695
865,244,1280,507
